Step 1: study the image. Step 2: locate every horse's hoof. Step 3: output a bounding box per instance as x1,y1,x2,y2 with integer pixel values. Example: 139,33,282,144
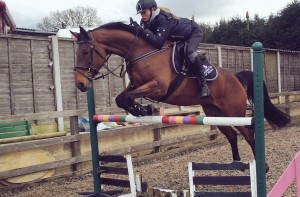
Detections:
132,109,147,117
265,163,269,173
146,104,159,115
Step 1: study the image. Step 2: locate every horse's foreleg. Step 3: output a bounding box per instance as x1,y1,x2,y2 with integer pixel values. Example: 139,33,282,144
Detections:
217,126,241,161
115,80,162,116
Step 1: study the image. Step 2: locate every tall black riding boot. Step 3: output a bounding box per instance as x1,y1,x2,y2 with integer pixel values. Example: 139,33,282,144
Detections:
193,56,210,98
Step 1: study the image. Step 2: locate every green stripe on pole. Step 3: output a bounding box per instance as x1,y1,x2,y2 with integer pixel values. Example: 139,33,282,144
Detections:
87,82,101,193
120,115,126,122
197,116,204,124
252,42,266,197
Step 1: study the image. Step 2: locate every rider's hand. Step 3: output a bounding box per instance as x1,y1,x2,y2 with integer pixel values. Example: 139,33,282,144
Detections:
129,17,143,34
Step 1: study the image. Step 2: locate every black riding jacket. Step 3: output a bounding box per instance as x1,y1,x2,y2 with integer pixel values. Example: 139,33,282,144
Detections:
140,9,195,49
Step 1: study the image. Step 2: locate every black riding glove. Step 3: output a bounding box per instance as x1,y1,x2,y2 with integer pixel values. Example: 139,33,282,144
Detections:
129,17,144,34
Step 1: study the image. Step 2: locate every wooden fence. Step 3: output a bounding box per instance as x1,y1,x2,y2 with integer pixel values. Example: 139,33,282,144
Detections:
0,34,300,132
0,33,300,189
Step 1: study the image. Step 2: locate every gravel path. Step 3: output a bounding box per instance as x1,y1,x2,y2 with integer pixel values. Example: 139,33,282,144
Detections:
1,120,299,197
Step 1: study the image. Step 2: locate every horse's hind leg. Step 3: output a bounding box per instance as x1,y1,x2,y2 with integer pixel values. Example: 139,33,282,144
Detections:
115,80,162,116
235,126,269,172
202,104,241,161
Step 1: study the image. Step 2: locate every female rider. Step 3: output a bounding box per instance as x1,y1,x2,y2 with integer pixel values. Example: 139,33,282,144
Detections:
132,0,210,98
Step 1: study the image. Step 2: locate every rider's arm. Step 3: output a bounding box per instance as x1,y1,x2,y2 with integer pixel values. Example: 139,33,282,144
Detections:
141,15,171,49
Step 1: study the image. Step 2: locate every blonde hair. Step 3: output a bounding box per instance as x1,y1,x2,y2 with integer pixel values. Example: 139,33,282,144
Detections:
158,6,180,19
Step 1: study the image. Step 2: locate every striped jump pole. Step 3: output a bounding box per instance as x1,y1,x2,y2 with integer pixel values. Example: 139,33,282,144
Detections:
93,115,253,126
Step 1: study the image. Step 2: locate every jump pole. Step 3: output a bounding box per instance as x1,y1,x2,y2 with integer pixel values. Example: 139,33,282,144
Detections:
93,115,253,126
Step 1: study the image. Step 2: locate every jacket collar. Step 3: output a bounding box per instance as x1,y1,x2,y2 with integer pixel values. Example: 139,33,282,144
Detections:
149,8,160,23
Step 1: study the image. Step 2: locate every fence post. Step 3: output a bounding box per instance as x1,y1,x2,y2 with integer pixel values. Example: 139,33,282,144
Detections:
252,42,266,197
217,45,223,67
70,116,81,173
277,50,282,104
50,36,64,132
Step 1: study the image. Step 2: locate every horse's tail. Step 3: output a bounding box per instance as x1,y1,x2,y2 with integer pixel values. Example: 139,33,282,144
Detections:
235,71,291,129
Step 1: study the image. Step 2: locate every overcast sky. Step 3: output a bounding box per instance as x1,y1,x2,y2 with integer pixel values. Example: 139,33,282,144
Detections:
5,0,292,29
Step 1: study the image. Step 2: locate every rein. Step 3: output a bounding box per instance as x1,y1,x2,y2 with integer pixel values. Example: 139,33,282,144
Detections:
126,46,170,67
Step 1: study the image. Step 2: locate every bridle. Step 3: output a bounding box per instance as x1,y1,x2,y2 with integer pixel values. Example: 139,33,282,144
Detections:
74,29,171,83
74,32,113,82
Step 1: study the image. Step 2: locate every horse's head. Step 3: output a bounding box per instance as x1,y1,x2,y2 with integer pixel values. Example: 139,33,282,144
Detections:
71,27,108,92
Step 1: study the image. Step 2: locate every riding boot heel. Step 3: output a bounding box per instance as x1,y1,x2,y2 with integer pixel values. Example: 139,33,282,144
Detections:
200,83,210,98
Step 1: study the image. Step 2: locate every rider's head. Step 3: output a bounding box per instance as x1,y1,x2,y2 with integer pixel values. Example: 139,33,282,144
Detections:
136,0,157,21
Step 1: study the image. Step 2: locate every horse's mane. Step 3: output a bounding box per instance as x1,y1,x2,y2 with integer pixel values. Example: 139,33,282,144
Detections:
90,22,136,35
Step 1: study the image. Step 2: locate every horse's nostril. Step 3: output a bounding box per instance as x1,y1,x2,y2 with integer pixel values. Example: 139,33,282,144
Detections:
78,83,86,91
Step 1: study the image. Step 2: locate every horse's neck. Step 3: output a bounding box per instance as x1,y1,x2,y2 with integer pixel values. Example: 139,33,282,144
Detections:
94,30,152,59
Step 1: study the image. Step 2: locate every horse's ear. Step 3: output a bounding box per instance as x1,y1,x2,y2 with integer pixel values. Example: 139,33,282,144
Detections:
79,26,90,41
70,30,79,39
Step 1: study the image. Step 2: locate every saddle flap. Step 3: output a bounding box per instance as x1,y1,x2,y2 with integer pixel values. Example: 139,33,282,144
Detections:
172,41,186,70
171,41,218,81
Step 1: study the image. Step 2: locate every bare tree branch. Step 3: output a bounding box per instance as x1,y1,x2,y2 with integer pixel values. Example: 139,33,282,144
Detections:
36,5,102,31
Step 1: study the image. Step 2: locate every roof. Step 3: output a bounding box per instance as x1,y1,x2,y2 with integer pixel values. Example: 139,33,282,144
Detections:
10,27,56,37
0,1,16,31
56,28,79,39
56,27,98,38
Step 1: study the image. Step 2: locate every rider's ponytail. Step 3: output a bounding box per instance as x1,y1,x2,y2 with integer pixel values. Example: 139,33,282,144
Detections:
158,7,180,19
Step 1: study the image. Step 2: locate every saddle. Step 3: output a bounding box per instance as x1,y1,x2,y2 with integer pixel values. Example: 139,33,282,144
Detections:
172,42,218,81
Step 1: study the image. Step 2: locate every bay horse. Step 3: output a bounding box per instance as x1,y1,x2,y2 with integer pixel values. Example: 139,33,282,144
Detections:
71,22,290,167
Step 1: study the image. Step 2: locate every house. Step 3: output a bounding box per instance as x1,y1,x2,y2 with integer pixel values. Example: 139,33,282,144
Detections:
0,0,16,33
0,1,56,37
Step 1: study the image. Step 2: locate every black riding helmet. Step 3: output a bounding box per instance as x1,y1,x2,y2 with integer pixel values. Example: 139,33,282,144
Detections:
136,0,157,14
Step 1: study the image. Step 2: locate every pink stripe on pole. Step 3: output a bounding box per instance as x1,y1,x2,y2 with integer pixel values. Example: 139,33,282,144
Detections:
297,154,300,195
98,115,104,122
168,116,177,124
268,151,300,196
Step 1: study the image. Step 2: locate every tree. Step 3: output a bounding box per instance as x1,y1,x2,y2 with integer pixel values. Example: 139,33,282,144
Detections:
198,22,213,43
204,1,300,50
37,6,102,31
271,0,300,50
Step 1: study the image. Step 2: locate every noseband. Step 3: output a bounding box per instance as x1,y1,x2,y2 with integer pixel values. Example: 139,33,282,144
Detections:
74,32,111,82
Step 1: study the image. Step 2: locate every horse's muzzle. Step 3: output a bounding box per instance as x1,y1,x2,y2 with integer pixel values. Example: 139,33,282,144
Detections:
77,82,88,92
